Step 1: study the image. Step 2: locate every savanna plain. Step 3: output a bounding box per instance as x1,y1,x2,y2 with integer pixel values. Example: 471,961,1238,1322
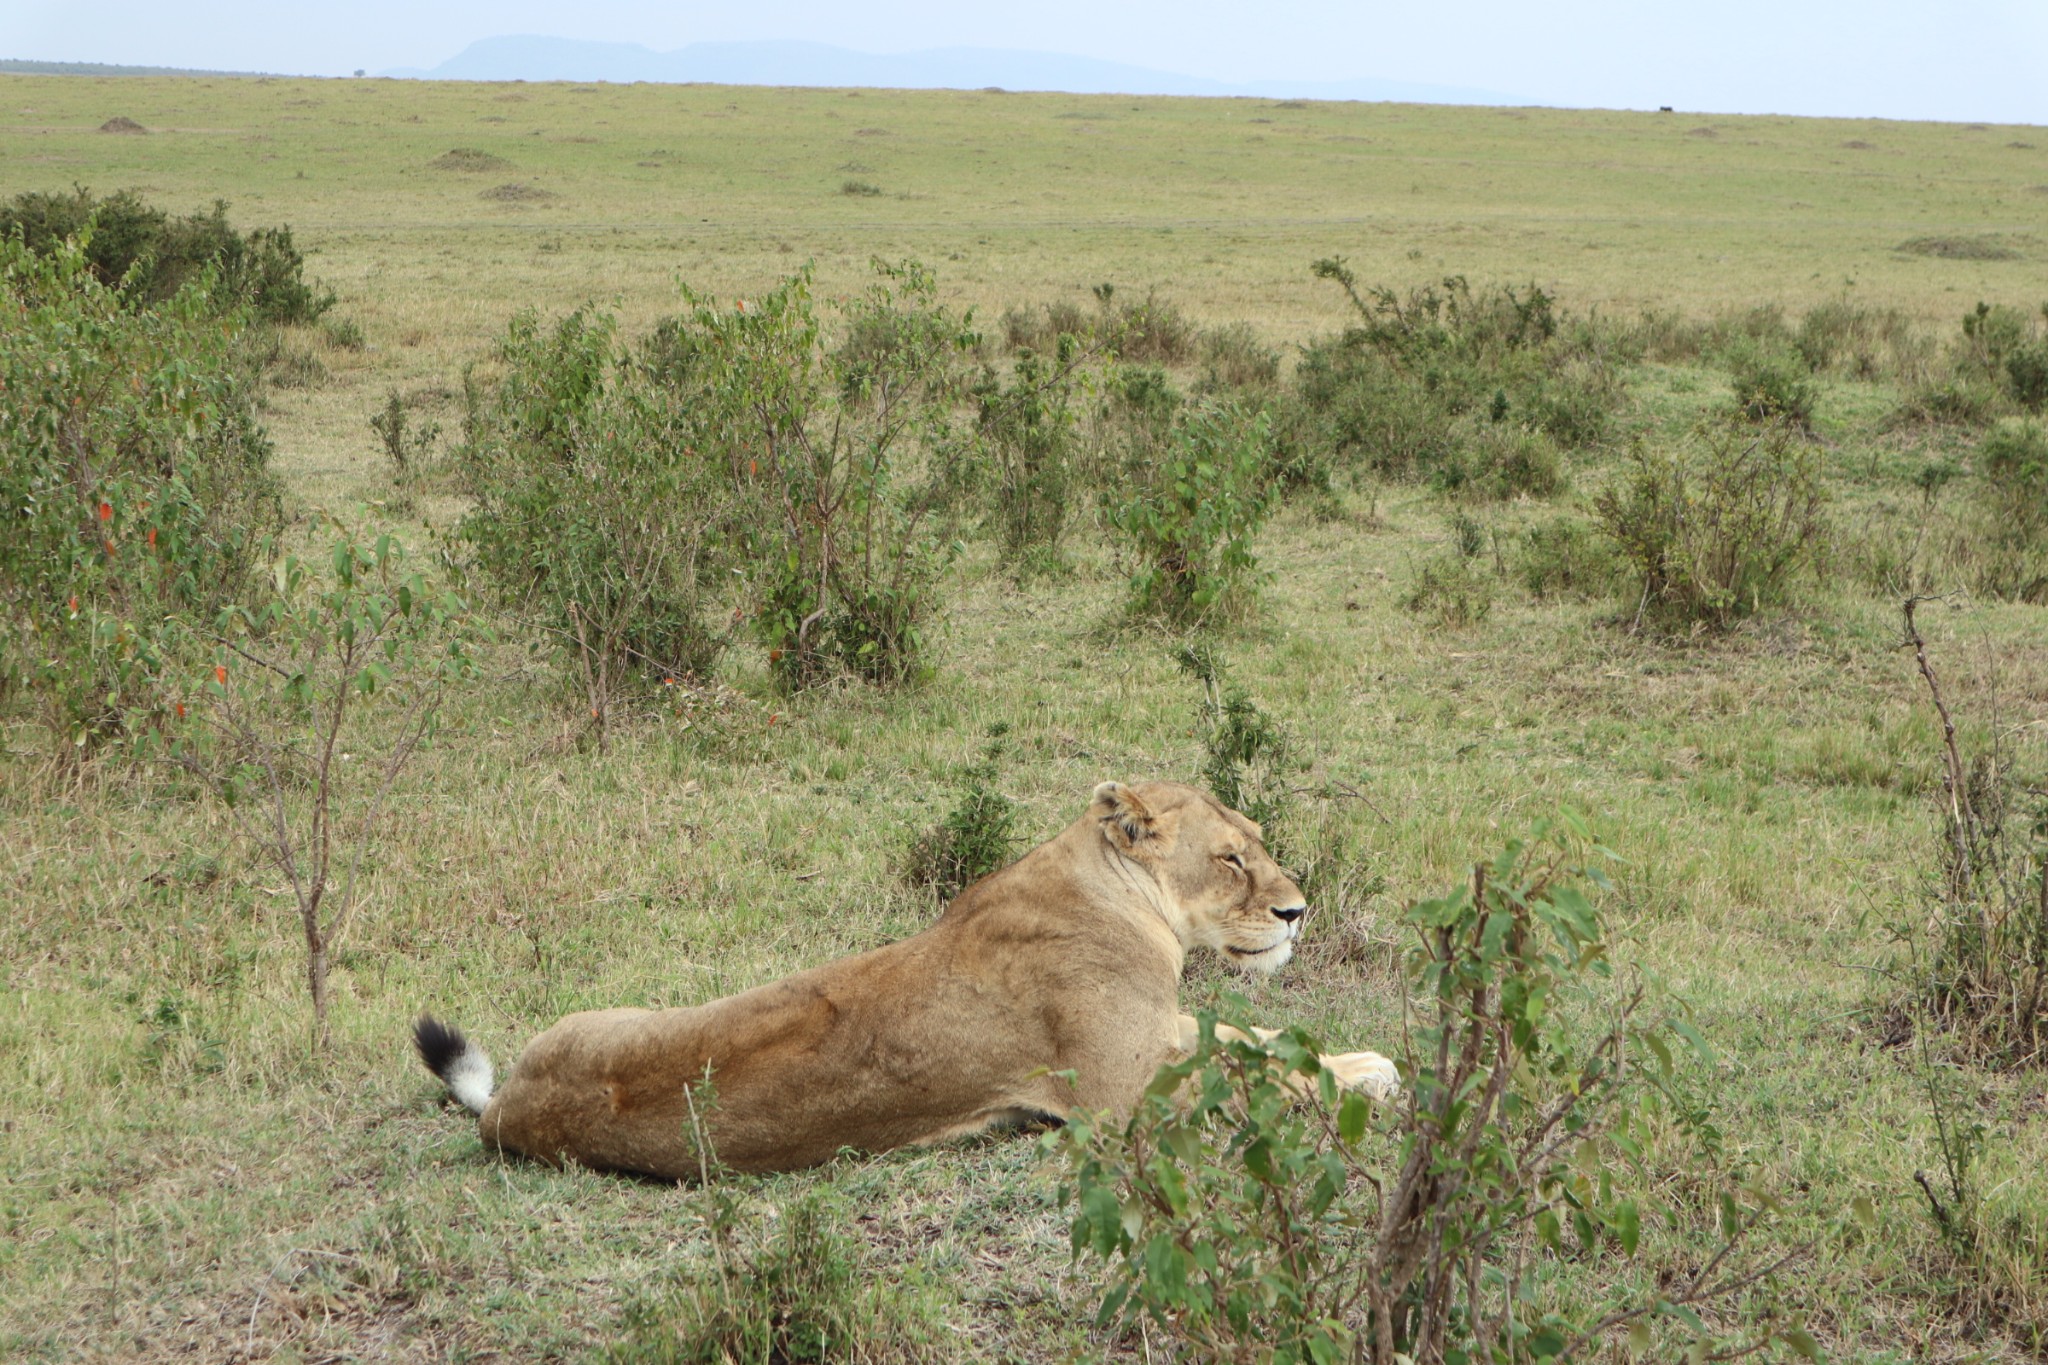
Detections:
2,72,2046,1363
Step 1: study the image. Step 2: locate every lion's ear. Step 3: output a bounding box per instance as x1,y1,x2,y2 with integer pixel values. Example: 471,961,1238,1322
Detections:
1092,781,1157,853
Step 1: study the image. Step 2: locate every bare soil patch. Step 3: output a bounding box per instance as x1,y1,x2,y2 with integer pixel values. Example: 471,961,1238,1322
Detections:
432,147,511,172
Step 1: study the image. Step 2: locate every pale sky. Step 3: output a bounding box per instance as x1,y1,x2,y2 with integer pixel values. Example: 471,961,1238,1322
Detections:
4,0,2046,125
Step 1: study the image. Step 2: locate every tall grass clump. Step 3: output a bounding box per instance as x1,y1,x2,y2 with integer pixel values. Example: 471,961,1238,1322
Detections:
0,231,279,756
1595,421,1828,630
613,1186,947,1364
1060,822,1810,1364
1,185,333,323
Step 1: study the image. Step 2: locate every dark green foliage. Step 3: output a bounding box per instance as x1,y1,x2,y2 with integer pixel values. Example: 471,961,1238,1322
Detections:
1432,422,1567,501
1794,297,1931,381
1595,422,1828,629
0,232,280,754
1096,283,1197,366
1059,823,1806,1363
458,260,974,695
1195,320,1281,392
1892,302,2048,429
613,1187,945,1365
1107,399,1276,622
0,185,333,323
904,725,1020,902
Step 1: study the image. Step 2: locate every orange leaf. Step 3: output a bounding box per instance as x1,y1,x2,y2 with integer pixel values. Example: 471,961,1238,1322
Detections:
215,664,228,685
98,501,112,521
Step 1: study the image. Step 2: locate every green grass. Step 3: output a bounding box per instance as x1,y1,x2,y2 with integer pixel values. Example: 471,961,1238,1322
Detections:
3,72,2047,1361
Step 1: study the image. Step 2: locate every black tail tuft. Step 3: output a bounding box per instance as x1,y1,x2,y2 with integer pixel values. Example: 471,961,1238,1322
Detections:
414,1014,469,1082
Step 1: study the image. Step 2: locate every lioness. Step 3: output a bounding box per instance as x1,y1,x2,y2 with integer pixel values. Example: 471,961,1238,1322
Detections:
415,780,1397,1177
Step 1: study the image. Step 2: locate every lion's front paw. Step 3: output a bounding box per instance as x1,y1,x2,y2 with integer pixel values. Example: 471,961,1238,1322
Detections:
1324,1050,1401,1101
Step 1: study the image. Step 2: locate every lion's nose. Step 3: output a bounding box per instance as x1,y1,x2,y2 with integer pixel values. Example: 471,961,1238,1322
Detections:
1271,904,1306,924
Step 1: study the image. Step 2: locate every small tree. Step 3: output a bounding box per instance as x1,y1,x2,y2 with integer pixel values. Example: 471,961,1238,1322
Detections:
191,529,480,1050
1108,400,1276,623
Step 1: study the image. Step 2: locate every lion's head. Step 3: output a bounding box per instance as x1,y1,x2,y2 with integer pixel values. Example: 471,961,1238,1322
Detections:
1090,780,1307,972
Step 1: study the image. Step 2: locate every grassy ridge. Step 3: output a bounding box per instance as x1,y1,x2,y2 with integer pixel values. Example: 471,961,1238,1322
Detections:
2,74,2046,1361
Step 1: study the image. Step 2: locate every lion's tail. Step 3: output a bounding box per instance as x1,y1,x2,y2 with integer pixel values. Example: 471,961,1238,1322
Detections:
414,1015,495,1116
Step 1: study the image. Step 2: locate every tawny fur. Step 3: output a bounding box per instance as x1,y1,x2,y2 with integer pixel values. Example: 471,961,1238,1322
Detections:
417,781,1396,1178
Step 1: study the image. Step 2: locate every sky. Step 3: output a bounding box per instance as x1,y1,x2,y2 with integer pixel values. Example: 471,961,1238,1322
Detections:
4,0,2046,125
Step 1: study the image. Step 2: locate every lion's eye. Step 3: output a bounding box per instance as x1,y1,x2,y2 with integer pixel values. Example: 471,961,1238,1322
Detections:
1223,853,1246,873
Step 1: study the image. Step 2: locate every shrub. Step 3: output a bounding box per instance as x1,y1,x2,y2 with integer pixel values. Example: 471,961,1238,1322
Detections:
1286,262,1625,494
1965,420,2048,602
191,529,481,1050
1107,400,1276,623
0,185,333,323
1060,823,1808,1363
1889,596,2048,1071
457,306,742,729
1595,422,1828,630
1176,644,1292,838
1097,284,1197,366
903,726,1019,902
369,389,440,489
1722,334,1817,429
1434,423,1567,501
999,298,1092,354
839,179,883,197
613,1186,946,1364
974,339,1088,579
1795,297,1931,382
1517,517,1620,600
0,232,280,755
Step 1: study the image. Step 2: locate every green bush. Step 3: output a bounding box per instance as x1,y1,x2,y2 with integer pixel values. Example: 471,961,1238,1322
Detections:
1284,263,1626,493
903,726,1019,902
1794,297,1931,381
1722,334,1818,429
1434,423,1567,501
1059,823,1808,1363
1595,422,1828,629
1517,517,1621,600
1965,420,2048,602
0,232,279,754
1097,284,1197,366
973,340,1088,579
1107,399,1276,623
456,306,743,707
0,185,334,323
1196,320,1281,392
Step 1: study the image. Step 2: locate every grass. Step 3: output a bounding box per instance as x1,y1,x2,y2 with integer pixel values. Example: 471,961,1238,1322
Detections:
3,72,2048,1361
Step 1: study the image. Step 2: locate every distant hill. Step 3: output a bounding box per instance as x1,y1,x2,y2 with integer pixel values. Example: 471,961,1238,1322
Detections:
383,36,1531,106
0,58,273,78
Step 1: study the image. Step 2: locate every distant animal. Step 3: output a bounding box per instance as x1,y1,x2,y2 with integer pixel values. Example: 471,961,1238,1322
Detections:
415,780,1398,1178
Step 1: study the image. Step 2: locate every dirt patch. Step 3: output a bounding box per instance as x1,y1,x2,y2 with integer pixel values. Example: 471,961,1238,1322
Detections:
480,182,555,203
432,147,511,172
98,116,146,134
1686,126,1718,139
1895,235,2022,261
1841,139,1876,151
854,127,889,136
